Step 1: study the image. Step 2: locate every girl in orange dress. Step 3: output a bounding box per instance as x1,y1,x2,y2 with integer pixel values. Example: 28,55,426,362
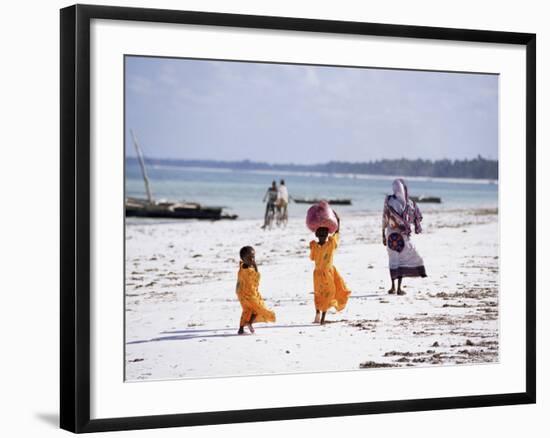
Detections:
309,213,351,324
235,246,276,335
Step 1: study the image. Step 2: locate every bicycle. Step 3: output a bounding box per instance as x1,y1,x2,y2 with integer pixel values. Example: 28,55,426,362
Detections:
276,202,288,227
262,202,276,230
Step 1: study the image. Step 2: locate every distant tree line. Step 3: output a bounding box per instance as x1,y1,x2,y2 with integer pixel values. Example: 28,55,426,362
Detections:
128,155,498,180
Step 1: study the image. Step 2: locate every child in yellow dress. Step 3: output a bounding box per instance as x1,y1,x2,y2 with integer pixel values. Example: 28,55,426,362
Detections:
309,212,351,324
236,246,276,335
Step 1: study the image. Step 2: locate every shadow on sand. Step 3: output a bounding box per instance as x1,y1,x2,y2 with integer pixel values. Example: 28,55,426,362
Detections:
126,323,330,345
349,293,380,299
125,292,382,346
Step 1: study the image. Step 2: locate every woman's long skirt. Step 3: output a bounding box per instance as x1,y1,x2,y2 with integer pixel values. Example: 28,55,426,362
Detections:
386,232,427,280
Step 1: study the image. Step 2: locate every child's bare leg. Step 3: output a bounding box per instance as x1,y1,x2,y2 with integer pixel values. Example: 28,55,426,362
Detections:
388,278,396,294
238,311,248,334
247,314,256,333
397,277,405,295
313,310,321,323
320,312,327,325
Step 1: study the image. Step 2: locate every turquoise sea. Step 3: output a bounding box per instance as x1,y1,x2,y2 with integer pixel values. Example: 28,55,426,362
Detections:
125,162,498,220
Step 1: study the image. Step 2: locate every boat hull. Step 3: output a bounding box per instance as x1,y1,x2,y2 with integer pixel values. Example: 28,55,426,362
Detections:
125,198,237,220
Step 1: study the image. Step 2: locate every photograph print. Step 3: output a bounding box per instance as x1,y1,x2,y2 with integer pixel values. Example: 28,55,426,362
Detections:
124,55,499,381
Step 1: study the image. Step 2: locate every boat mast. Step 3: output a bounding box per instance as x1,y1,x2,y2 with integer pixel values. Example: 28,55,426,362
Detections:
130,129,154,204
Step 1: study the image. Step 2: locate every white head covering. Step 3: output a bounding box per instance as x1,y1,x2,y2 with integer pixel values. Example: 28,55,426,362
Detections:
390,178,407,213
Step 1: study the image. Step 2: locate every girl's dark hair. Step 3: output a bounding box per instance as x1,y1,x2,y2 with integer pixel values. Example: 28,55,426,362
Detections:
239,246,254,260
315,227,329,238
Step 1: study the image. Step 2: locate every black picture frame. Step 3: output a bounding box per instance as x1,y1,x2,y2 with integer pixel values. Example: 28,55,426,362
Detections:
60,4,536,433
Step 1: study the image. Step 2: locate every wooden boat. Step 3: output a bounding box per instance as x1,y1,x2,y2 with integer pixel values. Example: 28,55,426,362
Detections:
126,130,238,220
125,197,237,220
410,195,442,204
293,198,352,206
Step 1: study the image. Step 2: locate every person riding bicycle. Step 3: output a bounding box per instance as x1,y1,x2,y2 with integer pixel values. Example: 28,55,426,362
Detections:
276,179,289,225
261,181,278,229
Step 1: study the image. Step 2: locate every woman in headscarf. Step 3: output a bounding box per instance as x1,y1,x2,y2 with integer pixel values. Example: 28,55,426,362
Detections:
382,178,427,295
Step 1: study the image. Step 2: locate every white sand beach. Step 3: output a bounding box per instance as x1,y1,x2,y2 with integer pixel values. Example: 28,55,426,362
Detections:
125,208,499,381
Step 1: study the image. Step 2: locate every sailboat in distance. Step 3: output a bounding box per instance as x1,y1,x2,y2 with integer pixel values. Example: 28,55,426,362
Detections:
125,130,237,220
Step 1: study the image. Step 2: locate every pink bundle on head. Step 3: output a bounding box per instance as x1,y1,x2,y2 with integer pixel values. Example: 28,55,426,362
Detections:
306,200,338,234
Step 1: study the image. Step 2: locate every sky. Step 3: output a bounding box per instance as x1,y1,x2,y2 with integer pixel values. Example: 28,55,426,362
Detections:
125,56,498,164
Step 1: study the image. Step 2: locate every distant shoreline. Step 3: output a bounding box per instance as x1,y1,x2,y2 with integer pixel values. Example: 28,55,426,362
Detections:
149,164,499,186
126,156,499,181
